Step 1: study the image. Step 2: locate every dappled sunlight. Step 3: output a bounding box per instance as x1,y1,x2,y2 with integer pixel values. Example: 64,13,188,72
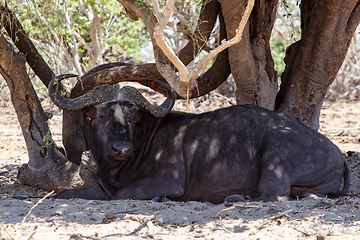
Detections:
154,150,163,161
280,126,293,133
206,138,221,161
173,125,187,148
172,170,180,180
190,139,200,156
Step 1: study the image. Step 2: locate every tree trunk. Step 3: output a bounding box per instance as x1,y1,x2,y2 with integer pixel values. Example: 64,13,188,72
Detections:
275,0,360,129
221,0,279,109
0,34,97,191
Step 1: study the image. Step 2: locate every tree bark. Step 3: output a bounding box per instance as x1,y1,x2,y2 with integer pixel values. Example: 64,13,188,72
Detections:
0,32,97,191
0,1,98,191
276,0,360,129
221,0,278,109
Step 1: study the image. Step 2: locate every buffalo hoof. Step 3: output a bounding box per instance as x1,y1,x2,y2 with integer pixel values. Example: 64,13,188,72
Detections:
224,194,245,203
11,195,31,200
151,195,171,202
304,194,326,200
151,195,161,202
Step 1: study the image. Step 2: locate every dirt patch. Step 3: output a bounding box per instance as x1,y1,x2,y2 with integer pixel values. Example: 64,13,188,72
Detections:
0,93,360,240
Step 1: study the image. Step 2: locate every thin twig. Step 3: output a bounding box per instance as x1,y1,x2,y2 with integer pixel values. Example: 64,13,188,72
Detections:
266,209,293,220
232,202,276,209
325,198,345,209
27,0,73,68
26,229,37,240
292,227,311,237
213,205,235,218
22,191,54,224
283,213,295,219
3,226,15,240
115,207,141,214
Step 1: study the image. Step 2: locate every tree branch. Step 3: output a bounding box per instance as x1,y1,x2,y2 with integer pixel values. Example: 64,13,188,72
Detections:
79,0,93,20
89,13,103,69
64,7,83,76
150,0,254,98
190,0,254,81
0,0,54,86
151,0,190,97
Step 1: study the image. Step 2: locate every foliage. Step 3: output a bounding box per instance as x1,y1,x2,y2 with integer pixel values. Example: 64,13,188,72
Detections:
270,0,301,76
10,0,149,77
40,131,53,155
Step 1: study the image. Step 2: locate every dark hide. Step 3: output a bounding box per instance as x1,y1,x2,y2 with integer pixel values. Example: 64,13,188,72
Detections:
54,102,350,203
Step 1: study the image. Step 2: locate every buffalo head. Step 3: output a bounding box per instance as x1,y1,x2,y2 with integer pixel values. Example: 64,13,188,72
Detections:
90,100,140,160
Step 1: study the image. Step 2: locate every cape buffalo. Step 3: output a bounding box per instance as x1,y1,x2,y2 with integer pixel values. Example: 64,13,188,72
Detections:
49,75,350,203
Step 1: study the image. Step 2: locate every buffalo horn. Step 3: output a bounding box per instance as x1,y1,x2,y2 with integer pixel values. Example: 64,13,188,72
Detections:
120,80,176,117
48,74,175,117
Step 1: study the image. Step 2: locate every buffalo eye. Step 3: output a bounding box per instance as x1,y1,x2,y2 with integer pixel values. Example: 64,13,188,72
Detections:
97,111,109,122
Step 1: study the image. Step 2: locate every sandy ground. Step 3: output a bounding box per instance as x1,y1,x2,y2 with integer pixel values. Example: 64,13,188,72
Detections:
0,92,360,240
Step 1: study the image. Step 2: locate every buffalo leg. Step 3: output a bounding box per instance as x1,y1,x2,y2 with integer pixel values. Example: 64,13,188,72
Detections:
253,168,292,201
112,178,185,201
53,183,110,200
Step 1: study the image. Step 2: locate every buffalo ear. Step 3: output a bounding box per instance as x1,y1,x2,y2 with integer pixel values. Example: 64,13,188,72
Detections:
83,107,97,125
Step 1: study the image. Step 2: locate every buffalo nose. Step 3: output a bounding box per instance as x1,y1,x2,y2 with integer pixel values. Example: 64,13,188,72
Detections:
110,142,133,158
